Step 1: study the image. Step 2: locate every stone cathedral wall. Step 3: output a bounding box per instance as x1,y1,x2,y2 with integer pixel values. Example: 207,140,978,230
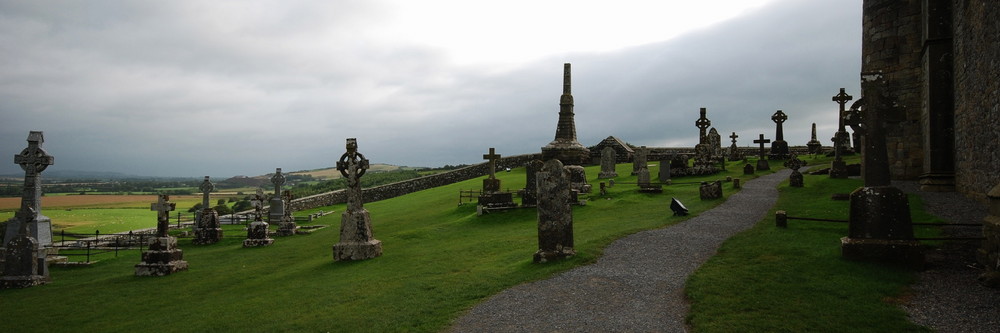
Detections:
952,1,1000,201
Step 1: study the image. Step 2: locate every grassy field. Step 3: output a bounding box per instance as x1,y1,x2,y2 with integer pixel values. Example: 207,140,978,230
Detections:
0,161,753,332
685,156,939,332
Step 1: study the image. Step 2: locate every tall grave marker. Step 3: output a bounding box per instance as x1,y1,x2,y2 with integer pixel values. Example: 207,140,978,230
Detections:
534,159,575,263
135,195,188,276
768,110,790,159
277,190,297,236
244,188,274,247
841,73,922,267
806,123,822,154
478,148,516,208
830,88,853,178
2,131,54,288
332,138,383,261
728,132,743,161
753,134,771,171
193,176,223,244
269,168,285,224
540,63,590,165
598,147,618,179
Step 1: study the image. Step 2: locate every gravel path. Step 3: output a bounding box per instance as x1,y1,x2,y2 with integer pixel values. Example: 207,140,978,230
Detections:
449,170,790,333
896,181,1000,333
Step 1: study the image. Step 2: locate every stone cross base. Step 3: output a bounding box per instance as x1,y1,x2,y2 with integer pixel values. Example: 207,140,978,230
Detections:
789,170,804,187
699,181,723,200
333,240,383,261
135,237,188,276
483,179,501,193
277,217,297,236
598,171,618,179
533,247,575,263
0,274,47,289
478,192,517,209
830,160,849,179
193,228,223,245
638,185,663,194
840,237,923,269
756,159,770,171
243,221,274,248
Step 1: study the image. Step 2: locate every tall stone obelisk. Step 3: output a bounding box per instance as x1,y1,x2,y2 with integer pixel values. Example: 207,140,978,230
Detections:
541,63,590,165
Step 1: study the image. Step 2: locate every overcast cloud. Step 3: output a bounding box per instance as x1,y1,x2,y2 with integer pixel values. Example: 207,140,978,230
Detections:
0,0,861,178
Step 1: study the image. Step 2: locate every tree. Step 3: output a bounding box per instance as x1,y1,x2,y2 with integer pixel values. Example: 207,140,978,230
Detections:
188,203,203,213
214,204,233,215
232,199,253,212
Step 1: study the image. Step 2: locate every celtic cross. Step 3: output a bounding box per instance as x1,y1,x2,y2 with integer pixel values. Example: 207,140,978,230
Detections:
337,138,370,211
150,194,176,237
771,110,788,141
271,168,285,197
198,176,214,209
14,131,54,218
695,107,711,143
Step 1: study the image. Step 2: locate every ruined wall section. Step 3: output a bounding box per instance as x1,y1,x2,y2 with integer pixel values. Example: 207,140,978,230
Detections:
952,1,1000,201
862,0,925,180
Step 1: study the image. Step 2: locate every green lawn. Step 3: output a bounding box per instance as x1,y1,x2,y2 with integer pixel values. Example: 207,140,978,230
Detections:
0,161,752,332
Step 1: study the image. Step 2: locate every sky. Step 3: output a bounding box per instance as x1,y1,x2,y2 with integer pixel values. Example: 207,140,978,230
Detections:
0,0,862,178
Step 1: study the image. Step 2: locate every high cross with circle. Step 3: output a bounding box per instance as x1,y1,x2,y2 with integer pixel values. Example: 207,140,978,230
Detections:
832,88,853,132
483,147,501,179
150,194,176,237
695,108,711,142
771,110,788,141
753,134,771,158
729,132,739,145
14,131,54,216
198,176,214,209
251,188,266,221
271,168,285,197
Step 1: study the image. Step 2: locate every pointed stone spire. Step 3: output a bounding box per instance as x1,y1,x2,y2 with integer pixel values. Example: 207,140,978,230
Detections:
541,63,590,165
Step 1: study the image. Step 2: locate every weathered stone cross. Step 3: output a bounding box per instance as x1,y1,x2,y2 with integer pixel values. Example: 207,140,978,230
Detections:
695,107,711,143
729,132,739,145
832,88,853,133
483,147,501,180
753,134,771,159
271,168,285,197
771,110,788,141
150,194,176,237
15,131,54,215
251,188,266,221
198,176,214,209
783,154,804,171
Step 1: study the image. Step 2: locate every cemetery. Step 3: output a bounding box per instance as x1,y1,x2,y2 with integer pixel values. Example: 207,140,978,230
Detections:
2,2,1000,331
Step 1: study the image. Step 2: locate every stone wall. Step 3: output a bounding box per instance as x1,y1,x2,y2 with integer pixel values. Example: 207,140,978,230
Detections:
952,1,1000,201
861,0,925,180
279,153,543,212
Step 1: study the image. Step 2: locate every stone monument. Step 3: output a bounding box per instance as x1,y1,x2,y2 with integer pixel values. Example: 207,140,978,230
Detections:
193,176,223,245
699,181,722,200
534,159,575,263
1,208,48,288
276,190,297,236
135,195,188,276
728,132,743,161
768,110,790,160
783,154,805,187
840,72,922,268
566,165,592,194
3,131,54,249
540,63,590,165
631,146,648,176
695,107,711,143
743,163,755,175
598,146,618,179
830,88,854,178
657,159,671,183
636,166,662,193
244,188,275,247
707,128,723,159
521,159,543,207
478,148,516,208
268,168,285,224
332,138,383,261
806,123,823,154
753,134,771,171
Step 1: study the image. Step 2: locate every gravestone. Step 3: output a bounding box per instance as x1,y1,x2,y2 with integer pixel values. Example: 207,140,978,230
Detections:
707,128,723,158
830,88,853,178
784,154,805,187
636,166,662,193
333,138,383,261
841,73,922,268
743,163,755,175
540,63,590,165
276,190,297,236
728,132,743,161
4,131,54,249
733,178,741,189
753,134,771,171
695,107,711,143
598,147,618,179
534,159,575,263
521,160,543,206
193,176,223,245
670,153,688,170
699,181,722,200
768,110,790,160
806,123,823,154
631,146,648,175
269,168,285,224
244,188,274,247
566,165,592,194
1,208,47,288
135,195,189,276
657,159,671,183
478,148,516,208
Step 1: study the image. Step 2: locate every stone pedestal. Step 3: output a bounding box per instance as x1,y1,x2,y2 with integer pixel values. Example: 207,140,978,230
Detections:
478,192,517,209
482,178,501,193
1,235,48,289
977,184,1000,287
841,186,923,268
699,181,722,200
135,236,188,276
277,216,297,236
268,197,284,225
333,209,382,261
193,209,223,245
756,159,770,171
243,220,274,247
636,167,662,193
830,160,849,179
768,140,789,160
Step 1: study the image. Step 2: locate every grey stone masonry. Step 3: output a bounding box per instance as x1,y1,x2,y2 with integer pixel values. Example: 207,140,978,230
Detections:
269,168,285,224
598,146,618,179
333,138,382,261
541,63,590,165
978,183,1000,287
632,146,648,175
244,188,274,247
4,131,54,248
277,190,297,236
135,194,188,276
193,176,223,245
1,208,48,289
534,159,575,263
768,110,790,160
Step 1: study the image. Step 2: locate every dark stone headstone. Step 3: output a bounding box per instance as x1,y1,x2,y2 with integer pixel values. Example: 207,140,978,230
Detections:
699,181,723,200
244,189,274,247
636,167,662,193
768,110,790,160
521,160,543,206
333,138,382,261
743,163,755,175
269,168,285,224
4,131,54,248
534,159,575,263
193,176,223,245
598,147,617,179
657,160,671,183
277,190,297,236
632,146,648,176
567,165,591,194
784,154,805,187
806,123,822,154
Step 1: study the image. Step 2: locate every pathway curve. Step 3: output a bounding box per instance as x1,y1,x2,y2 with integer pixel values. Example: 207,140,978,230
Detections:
449,170,791,332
